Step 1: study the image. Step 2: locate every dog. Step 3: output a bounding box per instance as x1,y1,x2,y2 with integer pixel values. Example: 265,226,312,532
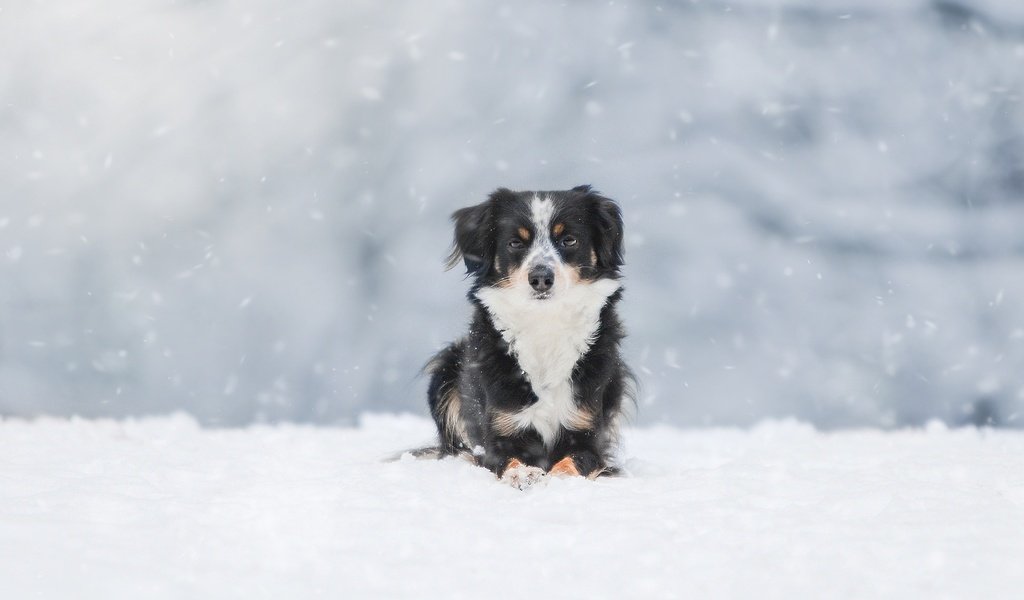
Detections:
424,185,633,488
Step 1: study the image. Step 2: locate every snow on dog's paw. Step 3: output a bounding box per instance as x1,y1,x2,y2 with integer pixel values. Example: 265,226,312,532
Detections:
500,459,547,490
502,465,547,490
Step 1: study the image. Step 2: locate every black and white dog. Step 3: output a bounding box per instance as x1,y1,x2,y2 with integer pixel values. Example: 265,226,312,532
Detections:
425,186,632,488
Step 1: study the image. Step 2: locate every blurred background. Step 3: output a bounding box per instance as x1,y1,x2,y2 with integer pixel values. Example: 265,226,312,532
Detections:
2,0,1023,428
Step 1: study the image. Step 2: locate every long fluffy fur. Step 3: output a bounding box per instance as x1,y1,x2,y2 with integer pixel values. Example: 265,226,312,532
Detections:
425,186,634,481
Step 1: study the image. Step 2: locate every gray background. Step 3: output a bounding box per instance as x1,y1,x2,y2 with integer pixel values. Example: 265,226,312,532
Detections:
2,0,1023,428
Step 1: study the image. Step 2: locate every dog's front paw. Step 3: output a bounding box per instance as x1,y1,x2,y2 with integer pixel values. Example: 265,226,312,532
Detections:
549,454,606,479
500,458,547,490
548,456,582,477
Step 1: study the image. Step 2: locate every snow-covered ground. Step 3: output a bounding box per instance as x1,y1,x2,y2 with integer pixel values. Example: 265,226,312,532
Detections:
2,415,1022,598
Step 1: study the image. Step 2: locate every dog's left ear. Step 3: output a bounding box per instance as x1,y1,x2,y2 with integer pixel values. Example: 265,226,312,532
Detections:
579,187,624,270
445,190,505,275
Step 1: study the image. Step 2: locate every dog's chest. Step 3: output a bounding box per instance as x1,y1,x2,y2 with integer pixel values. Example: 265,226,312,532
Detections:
477,280,619,445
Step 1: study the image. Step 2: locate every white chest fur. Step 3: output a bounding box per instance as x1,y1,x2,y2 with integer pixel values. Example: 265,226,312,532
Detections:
476,277,620,446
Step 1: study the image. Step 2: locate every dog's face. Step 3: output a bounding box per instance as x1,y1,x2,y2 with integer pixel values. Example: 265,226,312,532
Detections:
447,186,624,299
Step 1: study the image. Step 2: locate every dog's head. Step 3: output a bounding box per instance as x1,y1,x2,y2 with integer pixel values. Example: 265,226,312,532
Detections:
446,185,624,299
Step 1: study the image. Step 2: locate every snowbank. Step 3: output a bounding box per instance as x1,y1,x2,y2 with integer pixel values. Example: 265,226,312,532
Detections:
1,415,1022,598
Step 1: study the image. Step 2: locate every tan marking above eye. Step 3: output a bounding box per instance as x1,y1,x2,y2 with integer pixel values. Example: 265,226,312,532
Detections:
552,223,565,236
518,227,530,241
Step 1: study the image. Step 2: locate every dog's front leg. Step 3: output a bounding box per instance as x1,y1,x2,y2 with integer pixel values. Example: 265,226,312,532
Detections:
549,430,606,479
481,431,548,489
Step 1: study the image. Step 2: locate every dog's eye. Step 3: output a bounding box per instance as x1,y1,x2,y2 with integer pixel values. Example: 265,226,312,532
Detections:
508,238,525,249
561,235,578,248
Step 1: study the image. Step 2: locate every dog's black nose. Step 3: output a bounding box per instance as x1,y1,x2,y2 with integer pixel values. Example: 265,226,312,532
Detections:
528,265,554,294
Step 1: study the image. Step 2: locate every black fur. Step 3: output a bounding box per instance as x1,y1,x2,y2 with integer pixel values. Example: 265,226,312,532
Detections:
426,186,633,480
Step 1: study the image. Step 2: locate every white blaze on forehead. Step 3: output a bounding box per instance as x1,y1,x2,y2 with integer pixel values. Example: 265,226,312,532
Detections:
527,195,558,266
530,194,554,232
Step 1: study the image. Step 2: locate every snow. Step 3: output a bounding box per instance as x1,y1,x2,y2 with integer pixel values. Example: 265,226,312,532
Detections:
3,1,1024,428
2,414,1022,598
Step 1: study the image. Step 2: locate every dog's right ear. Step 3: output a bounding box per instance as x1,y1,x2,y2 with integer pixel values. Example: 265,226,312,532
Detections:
445,193,498,275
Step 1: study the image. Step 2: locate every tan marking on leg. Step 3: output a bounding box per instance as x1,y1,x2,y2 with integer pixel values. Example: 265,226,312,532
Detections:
491,410,520,436
493,405,591,437
440,388,468,446
504,457,524,472
549,456,581,477
564,406,595,431
552,222,565,236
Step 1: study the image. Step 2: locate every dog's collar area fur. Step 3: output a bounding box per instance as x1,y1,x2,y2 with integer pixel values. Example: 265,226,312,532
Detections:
476,278,620,448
